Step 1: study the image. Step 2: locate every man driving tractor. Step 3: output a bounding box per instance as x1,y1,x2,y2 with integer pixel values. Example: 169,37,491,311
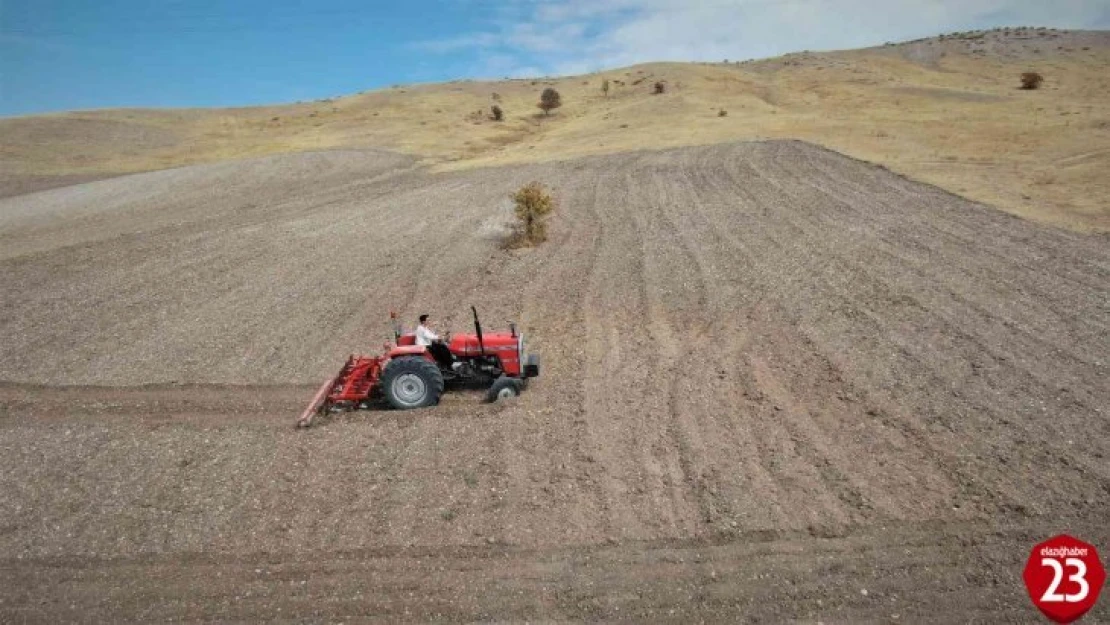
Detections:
415,314,439,346
416,314,456,369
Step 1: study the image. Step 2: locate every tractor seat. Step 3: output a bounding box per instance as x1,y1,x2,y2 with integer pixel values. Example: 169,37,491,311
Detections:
397,333,453,369
426,342,455,369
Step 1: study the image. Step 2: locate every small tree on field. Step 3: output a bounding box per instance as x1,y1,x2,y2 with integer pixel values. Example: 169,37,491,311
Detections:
491,104,504,121
1020,72,1044,90
538,88,562,115
653,81,666,94
601,79,610,97
511,182,555,246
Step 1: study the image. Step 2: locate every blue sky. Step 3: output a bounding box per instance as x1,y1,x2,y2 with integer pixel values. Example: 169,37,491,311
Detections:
2,0,1107,116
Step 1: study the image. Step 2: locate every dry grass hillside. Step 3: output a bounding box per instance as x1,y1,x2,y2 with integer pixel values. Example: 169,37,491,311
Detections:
2,27,1108,231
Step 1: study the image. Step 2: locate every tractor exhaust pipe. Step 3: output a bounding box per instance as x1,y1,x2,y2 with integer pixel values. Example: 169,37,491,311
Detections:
471,306,485,356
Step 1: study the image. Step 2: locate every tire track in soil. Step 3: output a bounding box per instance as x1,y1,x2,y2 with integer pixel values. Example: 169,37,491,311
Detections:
578,158,665,539
746,142,1110,514
781,160,1037,519
665,144,948,528
635,151,793,533
732,144,1026,518
495,166,612,545
793,144,1106,337
7,513,1109,622
671,147,839,530
626,157,715,537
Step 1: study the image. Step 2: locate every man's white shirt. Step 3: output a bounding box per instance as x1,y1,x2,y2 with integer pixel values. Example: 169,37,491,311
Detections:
415,324,439,346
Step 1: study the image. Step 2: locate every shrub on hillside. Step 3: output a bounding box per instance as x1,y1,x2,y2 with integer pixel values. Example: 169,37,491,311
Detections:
718,109,728,117
1020,72,1044,90
538,88,562,115
602,79,610,97
491,104,504,121
653,81,666,94
509,182,556,246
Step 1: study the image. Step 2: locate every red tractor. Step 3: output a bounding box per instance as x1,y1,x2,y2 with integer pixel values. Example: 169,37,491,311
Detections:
297,307,539,427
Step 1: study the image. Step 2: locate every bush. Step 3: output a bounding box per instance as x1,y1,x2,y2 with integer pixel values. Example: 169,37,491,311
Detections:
538,88,562,115
602,79,610,97
718,109,728,117
653,81,666,94
491,104,504,121
510,182,555,246
1020,72,1044,90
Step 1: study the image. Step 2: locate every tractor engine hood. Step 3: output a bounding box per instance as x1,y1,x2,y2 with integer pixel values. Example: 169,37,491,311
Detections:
447,331,518,356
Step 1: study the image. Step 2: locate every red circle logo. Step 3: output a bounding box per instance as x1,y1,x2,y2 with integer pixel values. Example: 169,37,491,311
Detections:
1023,535,1105,623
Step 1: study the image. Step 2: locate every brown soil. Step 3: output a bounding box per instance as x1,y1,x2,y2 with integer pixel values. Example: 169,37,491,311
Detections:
1,141,1108,621
0,172,124,199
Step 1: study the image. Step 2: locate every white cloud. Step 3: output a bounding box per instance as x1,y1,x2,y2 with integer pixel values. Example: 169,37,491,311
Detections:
496,21,591,53
410,32,502,53
417,0,1109,77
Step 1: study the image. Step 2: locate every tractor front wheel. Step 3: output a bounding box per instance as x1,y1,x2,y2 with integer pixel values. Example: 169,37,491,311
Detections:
486,376,523,403
382,357,445,410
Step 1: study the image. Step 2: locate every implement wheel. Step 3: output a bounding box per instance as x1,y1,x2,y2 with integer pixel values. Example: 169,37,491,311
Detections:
382,357,444,409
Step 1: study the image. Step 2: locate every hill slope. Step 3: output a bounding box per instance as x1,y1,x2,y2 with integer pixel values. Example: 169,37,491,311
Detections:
2,27,1108,230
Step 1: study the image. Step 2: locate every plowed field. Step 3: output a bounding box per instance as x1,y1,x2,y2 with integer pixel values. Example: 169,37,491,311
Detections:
2,141,1107,621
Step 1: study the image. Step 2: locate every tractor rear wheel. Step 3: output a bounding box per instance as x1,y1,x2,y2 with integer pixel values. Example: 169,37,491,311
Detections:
382,357,444,410
486,376,523,403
